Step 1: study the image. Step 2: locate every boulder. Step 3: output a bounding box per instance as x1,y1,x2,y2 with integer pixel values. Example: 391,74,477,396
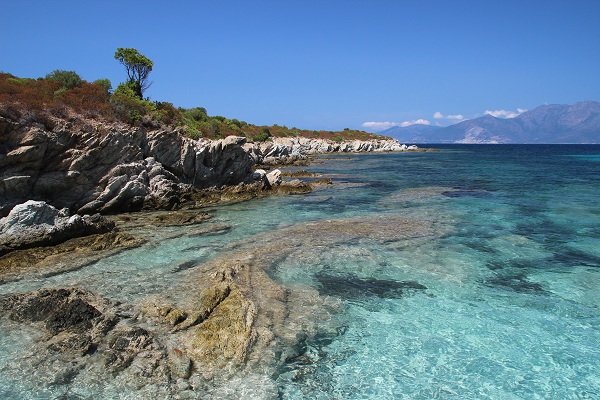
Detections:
0,200,114,255
266,169,282,187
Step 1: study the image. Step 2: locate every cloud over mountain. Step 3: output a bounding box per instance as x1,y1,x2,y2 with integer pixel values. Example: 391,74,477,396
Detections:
362,119,430,131
381,101,600,144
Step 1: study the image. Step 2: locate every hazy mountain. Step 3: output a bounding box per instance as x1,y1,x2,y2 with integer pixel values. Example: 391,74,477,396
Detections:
384,101,600,144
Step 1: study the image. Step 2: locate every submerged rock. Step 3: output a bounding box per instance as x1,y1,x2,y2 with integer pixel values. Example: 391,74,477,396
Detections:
0,287,179,394
315,272,427,299
0,288,117,337
485,273,546,294
441,189,493,198
0,231,144,283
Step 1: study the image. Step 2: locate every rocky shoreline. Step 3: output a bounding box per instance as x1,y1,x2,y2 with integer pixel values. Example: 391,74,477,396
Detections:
0,111,418,218
0,110,426,397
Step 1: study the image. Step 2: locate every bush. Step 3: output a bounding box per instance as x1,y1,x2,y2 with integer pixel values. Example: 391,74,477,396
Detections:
110,82,153,124
252,127,272,142
93,79,112,94
152,101,182,126
230,118,244,128
183,107,208,122
62,83,111,117
45,70,83,90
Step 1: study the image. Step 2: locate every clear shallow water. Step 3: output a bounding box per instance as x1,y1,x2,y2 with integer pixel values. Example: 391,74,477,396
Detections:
2,145,600,399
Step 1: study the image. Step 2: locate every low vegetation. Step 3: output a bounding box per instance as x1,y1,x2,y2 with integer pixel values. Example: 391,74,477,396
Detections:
0,48,385,142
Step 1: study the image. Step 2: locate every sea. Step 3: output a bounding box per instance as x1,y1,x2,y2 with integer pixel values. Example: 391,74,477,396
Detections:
1,144,599,399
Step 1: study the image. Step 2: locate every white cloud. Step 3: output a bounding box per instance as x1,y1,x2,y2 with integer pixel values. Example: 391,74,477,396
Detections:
361,121,399,131
433,112,464,121
484,108,527,119
400,118,431,127
361,119,431,131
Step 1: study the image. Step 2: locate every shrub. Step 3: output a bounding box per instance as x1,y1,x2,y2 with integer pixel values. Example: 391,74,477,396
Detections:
110,82,153,124
252,127,272,142
93,78,112,94
45,70,83,90
153,101,182,126
183,107,208,122
230,118,243,128
62,82,111,117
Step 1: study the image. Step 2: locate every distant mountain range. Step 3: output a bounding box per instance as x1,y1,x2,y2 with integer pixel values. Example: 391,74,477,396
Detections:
384,101,600,144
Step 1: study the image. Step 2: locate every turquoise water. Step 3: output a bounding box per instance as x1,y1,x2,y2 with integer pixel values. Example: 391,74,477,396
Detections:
1,145,600,399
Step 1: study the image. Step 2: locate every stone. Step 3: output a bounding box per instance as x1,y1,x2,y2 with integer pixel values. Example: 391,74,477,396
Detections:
0,109,415,216
104,327,154,372
266,169,282,187
0,200,115,256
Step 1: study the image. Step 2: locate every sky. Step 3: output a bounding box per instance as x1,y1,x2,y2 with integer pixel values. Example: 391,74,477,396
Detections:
2,0,600,131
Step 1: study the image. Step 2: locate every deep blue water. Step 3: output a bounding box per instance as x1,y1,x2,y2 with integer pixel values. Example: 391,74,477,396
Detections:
1,144,599,399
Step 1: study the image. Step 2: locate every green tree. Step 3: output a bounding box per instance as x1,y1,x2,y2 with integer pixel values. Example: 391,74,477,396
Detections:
45,70,83,90
114,48,153,98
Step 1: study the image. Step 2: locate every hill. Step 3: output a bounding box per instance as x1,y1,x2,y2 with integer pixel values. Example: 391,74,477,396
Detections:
0,72,383,143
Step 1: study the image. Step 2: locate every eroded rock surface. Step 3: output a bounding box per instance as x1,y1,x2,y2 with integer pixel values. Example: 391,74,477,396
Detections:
0,231,144,283
0,288,177,396
0,112,256,216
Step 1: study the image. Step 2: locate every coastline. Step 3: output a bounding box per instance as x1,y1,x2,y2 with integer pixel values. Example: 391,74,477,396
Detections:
0,110,429,395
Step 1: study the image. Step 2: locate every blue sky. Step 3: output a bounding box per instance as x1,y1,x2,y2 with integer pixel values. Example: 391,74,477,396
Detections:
2,1,599,131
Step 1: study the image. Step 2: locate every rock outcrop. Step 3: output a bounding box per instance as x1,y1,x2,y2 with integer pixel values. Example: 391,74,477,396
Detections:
0,200,114,256
0,112,255,216
0,110,414,216
245,137,418,165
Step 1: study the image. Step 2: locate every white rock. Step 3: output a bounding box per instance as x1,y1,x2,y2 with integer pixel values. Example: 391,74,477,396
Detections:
266,169,282,187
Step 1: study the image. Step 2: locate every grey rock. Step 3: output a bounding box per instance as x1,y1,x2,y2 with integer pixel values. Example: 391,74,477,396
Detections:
0,200,114,255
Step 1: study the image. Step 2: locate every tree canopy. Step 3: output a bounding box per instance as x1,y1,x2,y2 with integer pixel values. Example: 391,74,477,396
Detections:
114,48,153,98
